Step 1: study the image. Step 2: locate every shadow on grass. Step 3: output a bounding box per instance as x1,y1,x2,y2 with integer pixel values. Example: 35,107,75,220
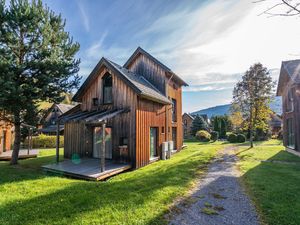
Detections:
239,149,300,225
0,146,216,224
0,155,64,185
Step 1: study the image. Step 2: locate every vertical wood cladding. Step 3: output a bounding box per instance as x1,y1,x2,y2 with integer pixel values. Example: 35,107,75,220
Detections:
0,123,13,154
167,79,183,152
136,98,166,168
281,84,300,151
64,66,137,163
127,53,166,94
127,52,184,157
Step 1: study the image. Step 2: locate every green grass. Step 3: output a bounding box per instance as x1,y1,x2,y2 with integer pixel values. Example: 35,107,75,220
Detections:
0,141,223,225
237,140,300,225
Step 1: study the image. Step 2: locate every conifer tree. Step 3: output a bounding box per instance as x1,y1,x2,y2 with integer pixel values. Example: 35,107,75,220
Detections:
0,0,81,164
191,115,209,136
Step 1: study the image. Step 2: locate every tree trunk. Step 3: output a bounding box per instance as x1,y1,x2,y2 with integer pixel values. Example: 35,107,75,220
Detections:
249,107,254,148
11,118,21,165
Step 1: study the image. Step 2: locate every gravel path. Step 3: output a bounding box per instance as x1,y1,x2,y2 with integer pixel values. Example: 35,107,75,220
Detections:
168,146,260,225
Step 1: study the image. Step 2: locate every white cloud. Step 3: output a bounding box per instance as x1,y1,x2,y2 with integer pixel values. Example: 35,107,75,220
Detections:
77,1,90,32
137,0,300,90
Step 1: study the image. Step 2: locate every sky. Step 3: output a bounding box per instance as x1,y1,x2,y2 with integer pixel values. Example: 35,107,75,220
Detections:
43,0,300,112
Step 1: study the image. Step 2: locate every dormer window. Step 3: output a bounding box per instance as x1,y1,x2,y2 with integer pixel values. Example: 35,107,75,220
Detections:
102,73,112,104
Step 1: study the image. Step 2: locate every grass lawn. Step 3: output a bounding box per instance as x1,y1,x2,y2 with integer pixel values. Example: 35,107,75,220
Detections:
237,140,300,225
0,141,223,225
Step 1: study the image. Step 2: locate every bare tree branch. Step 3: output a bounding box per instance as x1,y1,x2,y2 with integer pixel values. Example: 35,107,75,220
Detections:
255,0,300,17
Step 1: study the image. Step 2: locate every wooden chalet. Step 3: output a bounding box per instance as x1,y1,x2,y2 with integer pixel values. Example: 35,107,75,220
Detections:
182,113,194,139
39,103,75,135
277,59,300,155
43,47,188,180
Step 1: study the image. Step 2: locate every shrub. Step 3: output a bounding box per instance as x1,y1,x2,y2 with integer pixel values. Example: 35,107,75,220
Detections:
24,134,64,148
236,134,246,143
226,132,233,139
227,133,237,143
211,131,219,142
196,130,211,142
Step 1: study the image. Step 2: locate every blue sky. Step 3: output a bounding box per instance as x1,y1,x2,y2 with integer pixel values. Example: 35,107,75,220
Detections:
43,0,300,112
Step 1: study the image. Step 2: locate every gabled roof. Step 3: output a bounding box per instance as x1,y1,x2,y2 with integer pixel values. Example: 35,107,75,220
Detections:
72,57,171,105
40,103,75,124
123,47,188,86
182,113,194,120
277,59,300,96
57,104,75,114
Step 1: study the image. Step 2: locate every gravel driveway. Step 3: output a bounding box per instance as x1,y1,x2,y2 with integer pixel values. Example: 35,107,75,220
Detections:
168,146,260,225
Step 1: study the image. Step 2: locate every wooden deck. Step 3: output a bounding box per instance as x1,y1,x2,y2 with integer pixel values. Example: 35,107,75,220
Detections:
0,149,39,160
42,158,132,181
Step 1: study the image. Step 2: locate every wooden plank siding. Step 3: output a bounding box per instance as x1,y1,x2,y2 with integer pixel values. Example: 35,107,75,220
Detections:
64,65,137,166
126,53,166,94
281,83,300,151
167,79,183,151
0,123,13,154
135,98,166,168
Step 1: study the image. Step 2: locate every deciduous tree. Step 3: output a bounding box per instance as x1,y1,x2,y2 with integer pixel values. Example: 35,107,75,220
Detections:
232,63,275,147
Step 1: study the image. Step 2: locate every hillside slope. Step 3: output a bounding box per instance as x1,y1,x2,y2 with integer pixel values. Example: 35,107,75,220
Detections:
191,97,282,118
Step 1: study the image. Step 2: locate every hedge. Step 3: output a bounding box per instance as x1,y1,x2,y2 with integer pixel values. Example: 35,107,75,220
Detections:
236,134,246,143
24,134,64,148
227,133,237,143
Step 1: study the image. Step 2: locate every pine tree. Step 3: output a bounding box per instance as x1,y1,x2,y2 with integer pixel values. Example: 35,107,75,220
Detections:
232,63,274,148
191,115,209,136
0,0,81,164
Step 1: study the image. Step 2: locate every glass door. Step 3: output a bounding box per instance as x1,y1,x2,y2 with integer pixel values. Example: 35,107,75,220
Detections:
150,127,158,159
93,127,112,159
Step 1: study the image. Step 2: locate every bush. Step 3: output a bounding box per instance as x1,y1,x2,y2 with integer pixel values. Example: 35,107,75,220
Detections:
227,133,237,143
24,134,64,148
211,131,219,142
195,130,211,142
236,134,246,143
226,132,233,139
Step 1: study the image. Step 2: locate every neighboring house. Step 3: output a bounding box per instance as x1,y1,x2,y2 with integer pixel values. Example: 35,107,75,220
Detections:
0,121,13,154
59,47,188,169
182,113,194,139
277,59,300,153
39,103,75,135
269,113,282,136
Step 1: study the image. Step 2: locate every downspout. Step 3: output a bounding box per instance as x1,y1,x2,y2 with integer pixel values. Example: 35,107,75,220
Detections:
166,73,174,158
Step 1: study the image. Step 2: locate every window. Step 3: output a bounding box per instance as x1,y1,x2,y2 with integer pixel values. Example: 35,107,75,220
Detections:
92,98,99,106
171,98,177,122
102,73,112,104
184,119,187,126
150,127,158,158
161,127,165,134
287,118,295,149
286,90,294,112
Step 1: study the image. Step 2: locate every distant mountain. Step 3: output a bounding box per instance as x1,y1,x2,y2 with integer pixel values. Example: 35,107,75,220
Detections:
191,97,282,118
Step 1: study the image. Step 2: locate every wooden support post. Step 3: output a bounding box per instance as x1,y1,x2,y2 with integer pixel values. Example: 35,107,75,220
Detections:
101,122,106,172
56,120,60,163
27,128,32,155
27,129,30,155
